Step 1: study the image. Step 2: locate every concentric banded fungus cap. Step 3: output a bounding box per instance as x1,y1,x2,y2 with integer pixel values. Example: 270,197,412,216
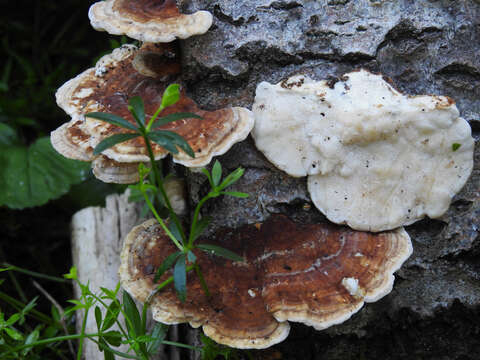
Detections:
89,0,213,43
119,215,412,349
51,45,254,183
252,69,475,231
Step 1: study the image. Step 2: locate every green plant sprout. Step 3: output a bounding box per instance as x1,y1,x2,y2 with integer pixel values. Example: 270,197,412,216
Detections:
1,265,243,360
1,84,248,359
0,265,198,360
86,83,247,302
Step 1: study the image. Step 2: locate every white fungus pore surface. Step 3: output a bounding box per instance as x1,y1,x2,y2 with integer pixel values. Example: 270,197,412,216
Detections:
252,70,474,232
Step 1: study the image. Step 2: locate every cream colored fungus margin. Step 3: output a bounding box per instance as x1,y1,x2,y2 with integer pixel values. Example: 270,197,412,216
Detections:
119,220,412,349
89,0,213,43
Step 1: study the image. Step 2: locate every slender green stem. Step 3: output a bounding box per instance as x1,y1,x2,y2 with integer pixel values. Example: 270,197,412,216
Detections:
156,265,194,292
1,332,103,356
2,263,69,283
89,292,128,338
143,194,183,252
162,340,201,351
141,302,148,336
146,105,164,132
143,133,187,244
88,338,141,359
76,306,89,360
194,264,210,298
0,291,53,324
188,194,212,247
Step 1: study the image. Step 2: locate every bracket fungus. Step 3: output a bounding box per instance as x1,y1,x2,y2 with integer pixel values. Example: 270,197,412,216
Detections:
88,0,213,43
252,70,474,232
51,45,254,183
119,215,412,349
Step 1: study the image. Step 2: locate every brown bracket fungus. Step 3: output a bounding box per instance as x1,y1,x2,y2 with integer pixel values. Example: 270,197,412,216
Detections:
252,70,474,232
132,42,181,78
88,0,213,43
51,45,254,183
119,215,412,349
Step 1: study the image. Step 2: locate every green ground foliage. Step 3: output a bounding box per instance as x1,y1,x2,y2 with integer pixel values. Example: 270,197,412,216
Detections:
0,1,248,358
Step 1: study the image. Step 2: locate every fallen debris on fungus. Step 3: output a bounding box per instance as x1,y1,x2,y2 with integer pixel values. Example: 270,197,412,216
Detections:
119,215,412,349
51,45,254,183
252,69,474,231
89,0,213,43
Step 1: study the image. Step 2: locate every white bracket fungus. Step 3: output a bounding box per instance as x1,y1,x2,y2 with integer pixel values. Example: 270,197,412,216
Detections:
252,69,474,232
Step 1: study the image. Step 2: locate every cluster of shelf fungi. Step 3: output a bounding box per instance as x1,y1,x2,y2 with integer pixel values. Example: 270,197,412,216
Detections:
54,0,475,355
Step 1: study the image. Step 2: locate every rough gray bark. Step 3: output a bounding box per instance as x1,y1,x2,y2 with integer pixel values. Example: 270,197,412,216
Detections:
73,1,479,359
177,0,479,359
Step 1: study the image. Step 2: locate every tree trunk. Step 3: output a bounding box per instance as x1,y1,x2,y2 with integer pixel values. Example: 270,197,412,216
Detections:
71,1,480,359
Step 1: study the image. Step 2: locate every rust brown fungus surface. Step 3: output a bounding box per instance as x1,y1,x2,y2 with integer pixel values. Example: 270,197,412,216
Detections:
88,0,213,43
52,45,254,180
113,0,180,22
120,215,412,348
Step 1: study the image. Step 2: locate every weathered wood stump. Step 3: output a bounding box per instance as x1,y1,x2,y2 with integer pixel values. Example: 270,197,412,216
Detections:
71,192,197,359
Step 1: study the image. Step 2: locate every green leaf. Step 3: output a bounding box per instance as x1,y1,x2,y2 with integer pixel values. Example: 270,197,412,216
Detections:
104,348,115,360
102,301,120,332
190,216,212,243
154,251,181,283
197,244,243,262
85,112,138,131
93,133,141,155
168,221,183,245
6,313,20,326
22,327,40,356
212,160,222,187
95,306,102,331
161,84,180,109
5,327,23,341
64,266,77,280
0,137,90,209
201,168,214,188
218,167,245,191
149,130,195,158
20,297,38,324
152,112,202,129
128,96,145,126
147,323,168,354
104,330,122,347
173,255,187,303
0,266,13,272
148,132,179,154
122,291,142,337
100,284,119,300
150,130,195,158
187,251,197,263
452,143,461,151
220,191,249,198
